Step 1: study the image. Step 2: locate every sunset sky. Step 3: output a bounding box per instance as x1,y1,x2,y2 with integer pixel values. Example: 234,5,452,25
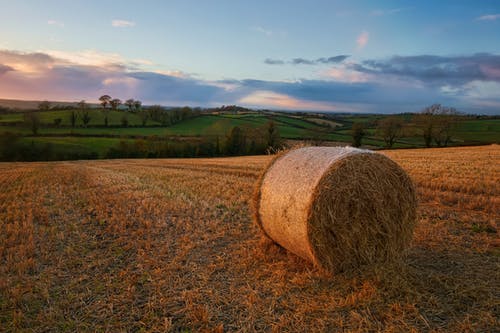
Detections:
1,0,499,114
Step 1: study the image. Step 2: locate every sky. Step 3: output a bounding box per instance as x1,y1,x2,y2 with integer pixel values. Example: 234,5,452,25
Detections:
0,0,499,114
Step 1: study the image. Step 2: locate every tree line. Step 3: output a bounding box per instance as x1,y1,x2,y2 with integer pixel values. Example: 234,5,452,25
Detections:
0,121,283,161
20,96,204,134
106,121,282,158
351,104,461,148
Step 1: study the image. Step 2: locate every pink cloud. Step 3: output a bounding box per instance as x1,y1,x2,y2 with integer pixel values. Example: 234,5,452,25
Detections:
323,66,371,83
356,31,369,49
238,90,338,111
111,20,135,28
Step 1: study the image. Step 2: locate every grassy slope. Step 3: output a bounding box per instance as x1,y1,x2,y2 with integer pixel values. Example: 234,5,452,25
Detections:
0,145,498,331
0,113,325,138
0,109,161,126
453,119,500,143
1,112,499,157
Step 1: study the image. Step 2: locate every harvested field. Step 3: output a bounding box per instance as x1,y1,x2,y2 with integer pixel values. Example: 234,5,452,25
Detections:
0,145,499,332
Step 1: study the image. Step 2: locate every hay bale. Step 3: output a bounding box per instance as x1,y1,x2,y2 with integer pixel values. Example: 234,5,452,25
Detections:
253,146,417,272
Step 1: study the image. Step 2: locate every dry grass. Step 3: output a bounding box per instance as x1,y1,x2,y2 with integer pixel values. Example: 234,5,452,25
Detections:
0,145,498,332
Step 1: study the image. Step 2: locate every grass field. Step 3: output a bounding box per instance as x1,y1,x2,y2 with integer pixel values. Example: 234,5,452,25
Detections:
1,109,499,160
0,109,161,127
0,113,324,138
0,145,498,331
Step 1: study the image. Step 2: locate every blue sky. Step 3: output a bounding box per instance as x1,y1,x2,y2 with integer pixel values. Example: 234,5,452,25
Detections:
0,0,499,113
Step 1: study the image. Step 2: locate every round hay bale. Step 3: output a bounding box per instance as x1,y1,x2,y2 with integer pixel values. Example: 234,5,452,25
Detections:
253,146,417,272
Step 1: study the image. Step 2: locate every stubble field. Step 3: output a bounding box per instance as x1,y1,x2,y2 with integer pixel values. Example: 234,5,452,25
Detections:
0,145,498,332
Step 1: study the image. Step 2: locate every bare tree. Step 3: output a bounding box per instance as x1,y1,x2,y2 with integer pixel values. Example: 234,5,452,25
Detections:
376,116,404,148
413,104,459,147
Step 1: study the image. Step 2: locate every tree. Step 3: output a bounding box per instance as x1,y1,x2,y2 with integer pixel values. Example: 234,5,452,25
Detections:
110,98,122,110
77,100,87,110
24,112,40,135
99,95,111,109
38,100,51,111
265,121,281,150
148,105,165,124
139,110,149,126
81,112,91,127
70,110,78,128
134,100,142,111
125,99,135,111
433,113,458,147
99,95,111,127
413,104,458,147
376,116,404,148
78,100,91,127
351,122,365,147
226,126,246,155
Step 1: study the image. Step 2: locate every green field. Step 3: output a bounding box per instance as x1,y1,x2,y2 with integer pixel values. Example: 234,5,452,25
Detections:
0,114,324,138
1,107,499,161
0,109,161,126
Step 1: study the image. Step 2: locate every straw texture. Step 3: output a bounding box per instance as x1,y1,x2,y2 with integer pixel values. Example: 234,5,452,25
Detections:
254,146,417,272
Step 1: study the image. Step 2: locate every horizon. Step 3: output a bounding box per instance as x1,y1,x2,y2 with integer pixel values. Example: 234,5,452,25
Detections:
1,1,500,114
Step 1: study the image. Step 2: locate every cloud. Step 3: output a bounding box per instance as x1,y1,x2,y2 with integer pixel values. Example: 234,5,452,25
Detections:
127,72,222,104
111,20,136,28
239,90,340,111
47,20,64,27
44,49,128,68
0,49,225,105
356,31,369,49
0,64,14,75
477,14,500,21
316,55,350,64
250,26,286,38
264,58,285,65
225,78,448,113
251,26,273,36
370,8,409,16
323,66,371,83
264,55,350,65
292,58,315,65
352,53,500,85
0,50,54,74
1,49,499,114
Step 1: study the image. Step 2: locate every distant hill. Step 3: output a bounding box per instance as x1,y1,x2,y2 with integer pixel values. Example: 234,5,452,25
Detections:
0,98,98,111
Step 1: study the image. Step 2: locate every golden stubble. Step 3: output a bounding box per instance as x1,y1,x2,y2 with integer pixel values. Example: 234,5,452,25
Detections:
0,145,498,332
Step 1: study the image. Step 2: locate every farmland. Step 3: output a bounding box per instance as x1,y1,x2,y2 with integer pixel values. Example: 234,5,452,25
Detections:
0,145,498,332
1,102,499,161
